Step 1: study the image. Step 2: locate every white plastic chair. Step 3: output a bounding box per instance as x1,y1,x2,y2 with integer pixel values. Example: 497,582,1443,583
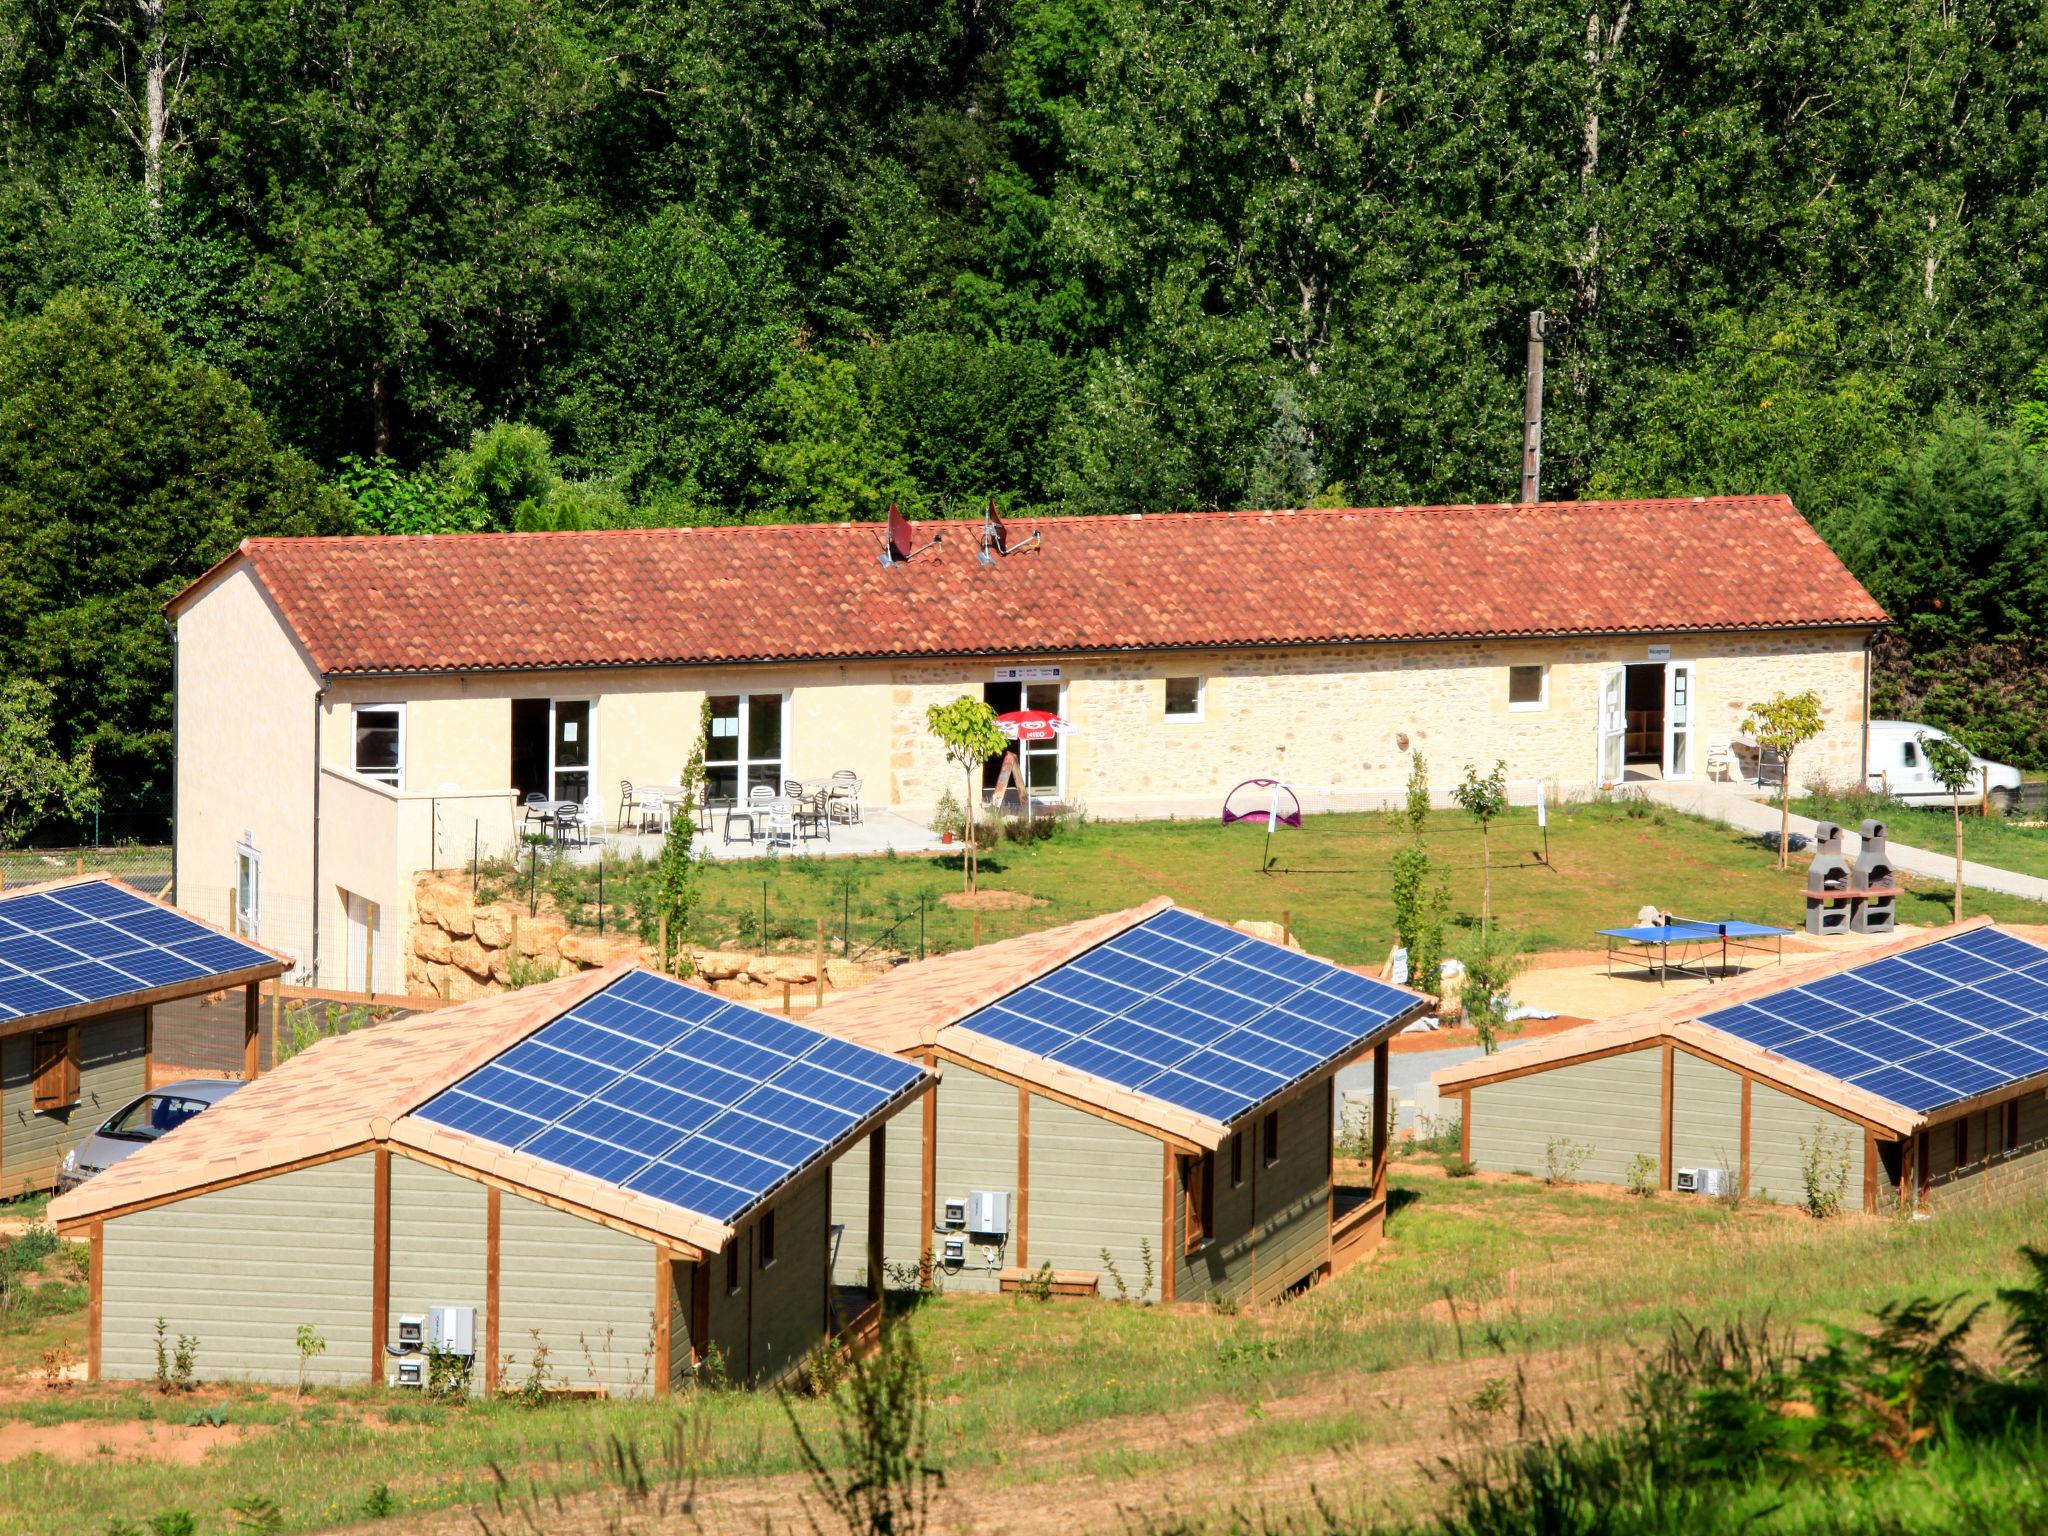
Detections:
1704,739,1734,782
830,770,863,825
766,795,797,851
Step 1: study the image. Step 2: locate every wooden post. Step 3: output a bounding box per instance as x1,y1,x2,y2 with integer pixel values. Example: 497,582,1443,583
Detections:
1281,909,1292,947
781,981,792,1016
370,1148,391,1385
76,855,84,876
484,1186,501,1395
1370,1040,1389,1208
815,918,826,1011
1863,1131,1879,1214
867,1124,886,1303
657,913,668,973
243,982,261,1081
269,982,282,1069
972,912,981,949
87,1221,103,1383
142,1005,155,1090
1160,1145,1177,1304
1015,1089,1031,1270
652,1252,674,1397
1739,1076,1753,1199
227,886,237,938
1459,1089,1471,1166
1658,1044,1675,1191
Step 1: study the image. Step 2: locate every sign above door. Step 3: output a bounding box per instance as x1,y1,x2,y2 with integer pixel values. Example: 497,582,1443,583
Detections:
993,665,1062,682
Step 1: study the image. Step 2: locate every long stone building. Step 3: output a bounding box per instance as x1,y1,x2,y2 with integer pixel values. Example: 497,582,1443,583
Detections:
164,496,1885,988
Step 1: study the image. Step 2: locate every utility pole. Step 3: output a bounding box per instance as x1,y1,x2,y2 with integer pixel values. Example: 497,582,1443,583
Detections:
1520,310,1546,504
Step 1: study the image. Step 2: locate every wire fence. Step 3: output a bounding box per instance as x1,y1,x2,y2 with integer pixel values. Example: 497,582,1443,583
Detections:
0,842,172,894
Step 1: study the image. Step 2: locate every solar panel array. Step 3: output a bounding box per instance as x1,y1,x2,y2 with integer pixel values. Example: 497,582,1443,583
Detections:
1700,927,2048,1113
957,908,1419,1124
0,881,273,1022
414,970,925,1223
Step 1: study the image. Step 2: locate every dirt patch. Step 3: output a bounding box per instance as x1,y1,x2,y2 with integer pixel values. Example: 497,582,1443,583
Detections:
941,890,1046,911
0,1417,258,1465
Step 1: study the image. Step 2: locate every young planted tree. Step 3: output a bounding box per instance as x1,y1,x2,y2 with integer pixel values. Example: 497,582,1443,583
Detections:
652,698,711,972
924,698,1006,895
1919,731,1980,924
1388,753,1446,997
1452,760,1509,946
1741,691,1826,869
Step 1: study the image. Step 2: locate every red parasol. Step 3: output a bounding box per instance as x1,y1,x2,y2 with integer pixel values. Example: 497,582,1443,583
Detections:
995,709,1073,742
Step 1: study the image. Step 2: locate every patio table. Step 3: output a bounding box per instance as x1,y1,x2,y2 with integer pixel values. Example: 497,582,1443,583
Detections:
633,785,692,832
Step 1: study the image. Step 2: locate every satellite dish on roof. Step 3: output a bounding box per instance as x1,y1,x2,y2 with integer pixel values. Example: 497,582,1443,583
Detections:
878,503,940,568
976,499,1041,566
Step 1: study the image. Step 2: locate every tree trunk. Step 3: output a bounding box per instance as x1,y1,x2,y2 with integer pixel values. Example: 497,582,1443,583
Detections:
1952,794,1963,925
962,764,976,895
139,0,167,218
1778,776,1792,871
1481,821,1492,946
370,367,394,458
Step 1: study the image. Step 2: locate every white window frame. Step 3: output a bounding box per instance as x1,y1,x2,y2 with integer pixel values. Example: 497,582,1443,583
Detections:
1506,665,1548,712
1163,675,1205,723
351,703,406,789
704,692,790,802
549,698,597,805
234,842,261,941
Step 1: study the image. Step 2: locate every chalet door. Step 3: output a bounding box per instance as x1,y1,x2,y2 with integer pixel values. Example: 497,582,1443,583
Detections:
1598,666,1626,785
1664,663,1694,779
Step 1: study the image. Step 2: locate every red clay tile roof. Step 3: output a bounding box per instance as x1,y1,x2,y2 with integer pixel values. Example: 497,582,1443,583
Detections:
169,498,1885,676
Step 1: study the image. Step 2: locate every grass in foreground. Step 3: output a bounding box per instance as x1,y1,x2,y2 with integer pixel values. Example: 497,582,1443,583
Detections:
517,799,2048,969
3,1173,2045,1535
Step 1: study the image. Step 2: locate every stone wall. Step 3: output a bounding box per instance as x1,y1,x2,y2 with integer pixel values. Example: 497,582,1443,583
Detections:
407,875,887,1004
884,629,1872,815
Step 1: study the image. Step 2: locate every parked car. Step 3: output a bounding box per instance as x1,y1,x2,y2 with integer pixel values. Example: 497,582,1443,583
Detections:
1867,721,2024,813
55,1078,243,1194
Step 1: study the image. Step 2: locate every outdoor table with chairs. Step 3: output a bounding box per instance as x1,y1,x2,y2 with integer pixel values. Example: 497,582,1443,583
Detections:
712,772,863,851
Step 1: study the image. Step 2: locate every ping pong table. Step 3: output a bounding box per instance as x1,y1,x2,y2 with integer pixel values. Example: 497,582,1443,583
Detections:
1598,917,1791,985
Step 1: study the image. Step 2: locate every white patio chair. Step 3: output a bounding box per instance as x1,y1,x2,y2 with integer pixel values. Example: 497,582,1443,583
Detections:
829,770,863,825
1703,739,1734,783
765,794,797,852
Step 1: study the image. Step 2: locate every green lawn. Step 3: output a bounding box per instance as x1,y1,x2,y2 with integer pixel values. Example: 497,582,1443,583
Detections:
3,1172,2043,1535
541,799,2048,969
1798,783,2048,882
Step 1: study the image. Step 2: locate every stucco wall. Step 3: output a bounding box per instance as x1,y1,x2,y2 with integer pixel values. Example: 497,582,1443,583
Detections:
2,1012,146,1194
173,565,322,976
101,1155,374,1387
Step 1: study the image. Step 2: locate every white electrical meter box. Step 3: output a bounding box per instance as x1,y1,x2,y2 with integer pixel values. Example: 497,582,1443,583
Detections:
968,1189,1009,1236
428,1305,476,1358
1696,1167,1729,1197
941,1197,968,1229
1674,1168,1698,1193
396,1313,426,1351
941,1235,966,1264
392,1355,425,1389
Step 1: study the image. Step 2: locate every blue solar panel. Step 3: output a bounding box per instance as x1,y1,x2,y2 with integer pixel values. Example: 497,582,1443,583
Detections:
1701,928,2048,1116
0,879,275,1024
414,970,925,1225
955,908,1425,1125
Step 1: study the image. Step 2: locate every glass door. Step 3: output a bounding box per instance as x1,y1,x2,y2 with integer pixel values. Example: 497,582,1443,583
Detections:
1598,667,1625,784
982,681,1064,806
706,694,786,804
234,845,260,940
1664,663,1694,779
551,700,592,803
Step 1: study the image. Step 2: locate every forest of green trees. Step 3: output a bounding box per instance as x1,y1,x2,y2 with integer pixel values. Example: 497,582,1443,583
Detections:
2,0,2048,818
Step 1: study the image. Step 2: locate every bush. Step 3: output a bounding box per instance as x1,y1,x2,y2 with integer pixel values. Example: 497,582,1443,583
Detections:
1543,1136,1592,1187
1800,1120,1852,1219
1625,1152,1658,1199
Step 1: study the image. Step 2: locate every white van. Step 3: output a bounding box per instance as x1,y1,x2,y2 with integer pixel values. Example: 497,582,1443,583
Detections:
1867,721,2023,812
